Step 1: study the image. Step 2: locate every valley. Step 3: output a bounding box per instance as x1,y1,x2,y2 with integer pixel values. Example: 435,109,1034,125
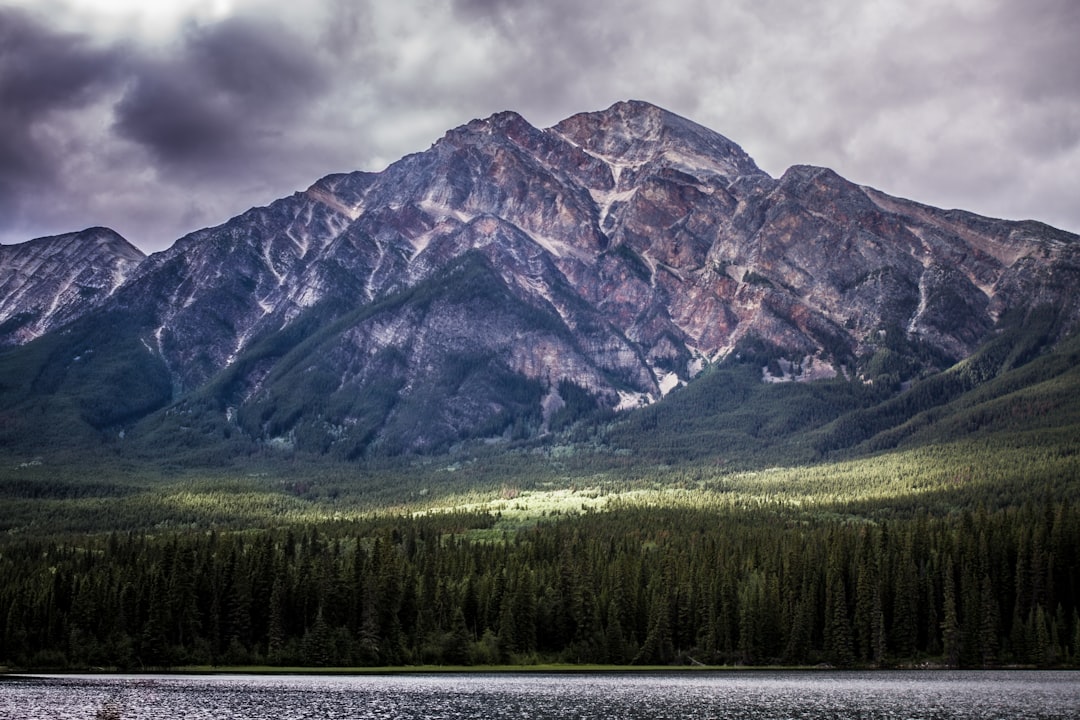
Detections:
1,101,1078,671
2,335,1078,670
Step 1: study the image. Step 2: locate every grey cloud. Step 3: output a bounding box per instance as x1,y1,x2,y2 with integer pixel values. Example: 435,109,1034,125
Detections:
450,0,529,25
2,0,1078,251
320,0,376,60
113,16,328,173
0,9,119,118
439,0,713,123
994,0,1080,102
0,8,123,216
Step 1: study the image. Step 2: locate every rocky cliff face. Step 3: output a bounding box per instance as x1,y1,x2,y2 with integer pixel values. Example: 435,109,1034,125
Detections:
0,227,145,346
3,101,1078,454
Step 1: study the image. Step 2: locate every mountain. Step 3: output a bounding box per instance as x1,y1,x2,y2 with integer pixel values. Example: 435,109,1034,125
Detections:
0,227,145,346
1,101,1078,461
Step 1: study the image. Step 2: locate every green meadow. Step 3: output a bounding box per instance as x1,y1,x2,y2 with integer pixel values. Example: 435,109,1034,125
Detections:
1,328,1078,671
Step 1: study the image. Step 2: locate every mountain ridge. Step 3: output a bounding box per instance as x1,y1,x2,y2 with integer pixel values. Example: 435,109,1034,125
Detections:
1,100,1077,460
0,227,145,346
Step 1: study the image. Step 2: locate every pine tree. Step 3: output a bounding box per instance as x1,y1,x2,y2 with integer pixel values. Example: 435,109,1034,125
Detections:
941,556,961,667
267,576,287,664
301,607,333,667
604,598,628,664
372,537,404,664
854,532,885,665
634,585,674,665
824,565,854,666
140,569,171,668
890,539,918,659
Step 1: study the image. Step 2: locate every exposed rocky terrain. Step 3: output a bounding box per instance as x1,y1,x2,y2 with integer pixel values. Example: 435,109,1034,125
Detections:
0,227,145,346
2,101,1077,455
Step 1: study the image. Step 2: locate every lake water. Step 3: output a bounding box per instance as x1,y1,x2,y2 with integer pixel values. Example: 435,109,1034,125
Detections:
1,670,1078,719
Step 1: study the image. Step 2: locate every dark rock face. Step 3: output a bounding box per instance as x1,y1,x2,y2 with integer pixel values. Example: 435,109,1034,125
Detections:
3,101,1078,453
0,227,145,346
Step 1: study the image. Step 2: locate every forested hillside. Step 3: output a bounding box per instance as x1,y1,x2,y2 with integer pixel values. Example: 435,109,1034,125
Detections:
3,497,1078,670
2,328,1079,671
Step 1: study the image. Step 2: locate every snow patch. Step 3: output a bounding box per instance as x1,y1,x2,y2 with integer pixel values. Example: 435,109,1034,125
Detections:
615,390,652,411
108,265,130,294
589,186,637,230
225,302,274,365
306,186,362,221
659,147,739,180
408,228,437,259
364,241,387,300
295,284,323,308
521,274,555,306
540,383,566,430
908,273,930,335
286,227,309,259
547,130,630,186
522,229,584,260
418,199,472,224
411,201,472,260
687,352,706,378
658,371,681,395
638,250,659,287
263,246,285,285
724,264,748,282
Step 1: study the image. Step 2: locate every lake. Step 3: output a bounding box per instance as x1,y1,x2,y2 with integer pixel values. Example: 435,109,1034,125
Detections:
1,670,1078,719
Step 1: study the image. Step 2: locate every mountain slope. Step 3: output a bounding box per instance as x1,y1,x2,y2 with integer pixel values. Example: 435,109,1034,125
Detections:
0,227,145,346
0,101,1077,461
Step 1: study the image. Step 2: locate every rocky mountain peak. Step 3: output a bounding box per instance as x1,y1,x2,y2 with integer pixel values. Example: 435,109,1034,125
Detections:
2,103,1077,458
552,100,767,185
81,226,147,259
436,110,546,159
0,227,145,346
457,109,531,135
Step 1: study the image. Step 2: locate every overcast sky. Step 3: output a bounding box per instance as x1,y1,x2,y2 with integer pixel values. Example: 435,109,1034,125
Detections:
1,0,1077,253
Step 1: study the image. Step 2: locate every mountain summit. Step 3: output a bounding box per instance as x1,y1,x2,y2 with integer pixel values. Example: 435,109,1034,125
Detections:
2,101,1077,457
0,227,145,346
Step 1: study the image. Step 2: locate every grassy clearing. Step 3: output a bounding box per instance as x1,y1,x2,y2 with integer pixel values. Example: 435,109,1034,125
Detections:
412,436,1080,537
2,430,1077,539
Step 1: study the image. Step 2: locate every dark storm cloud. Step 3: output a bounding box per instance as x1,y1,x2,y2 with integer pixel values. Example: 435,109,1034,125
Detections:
0,4,355,247
441,0,695,122
113,16,329,173
803,0,1080,228
0,7,123,217
320,0,376,60
0,0,1077,251
353,0,1080,236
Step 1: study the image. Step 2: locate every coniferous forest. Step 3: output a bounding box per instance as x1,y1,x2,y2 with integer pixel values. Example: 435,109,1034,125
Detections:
3,335,1080,671
3,497,1079,670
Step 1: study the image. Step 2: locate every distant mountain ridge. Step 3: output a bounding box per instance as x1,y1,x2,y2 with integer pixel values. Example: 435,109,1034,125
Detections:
1,100,1077,458
0,227,145,346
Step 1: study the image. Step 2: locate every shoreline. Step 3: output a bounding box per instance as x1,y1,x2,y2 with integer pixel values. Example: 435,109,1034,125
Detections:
4,662,1064,677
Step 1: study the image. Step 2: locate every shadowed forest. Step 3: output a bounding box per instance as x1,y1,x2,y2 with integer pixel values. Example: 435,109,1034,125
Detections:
3,331,1079,671
3,481,1078,670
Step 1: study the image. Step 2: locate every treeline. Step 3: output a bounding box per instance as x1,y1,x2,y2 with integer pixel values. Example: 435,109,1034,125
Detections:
2,502,1079,669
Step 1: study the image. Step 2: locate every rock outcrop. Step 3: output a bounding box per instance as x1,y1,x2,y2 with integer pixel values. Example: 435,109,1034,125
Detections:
3,101,1077,454
0,227,145,346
